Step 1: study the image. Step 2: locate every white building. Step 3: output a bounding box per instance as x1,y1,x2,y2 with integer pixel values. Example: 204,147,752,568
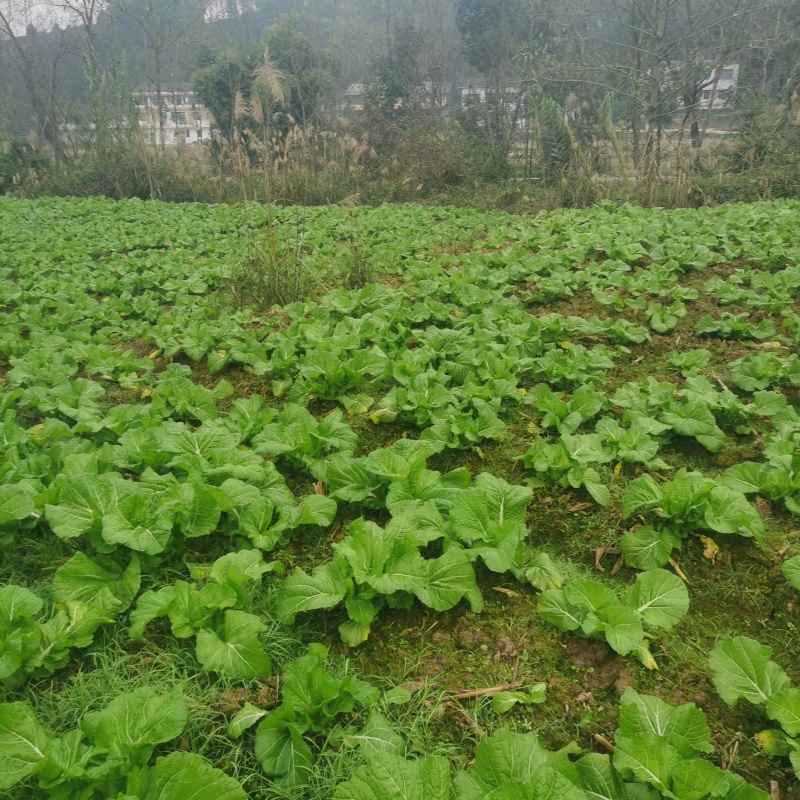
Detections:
460,85,526,129
698,64,739,109
135,89,214,146
461,85,523,114
342,81,453,115
343,83,367,113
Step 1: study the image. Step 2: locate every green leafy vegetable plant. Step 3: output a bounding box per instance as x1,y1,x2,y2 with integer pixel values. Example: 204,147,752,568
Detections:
0,687,247,798
1,552,140,684
619,470,766,569
695,312,777,340
227,644,379,788
276,469,535,645
333,689,768,799
276,520,484,647
720,406,800,516
129,549,280,678
492,683,547,713
727,353,800,392
252,403,358,476
710,636,800,774
523,433,614,506
523,383,606,435
537,569,689,668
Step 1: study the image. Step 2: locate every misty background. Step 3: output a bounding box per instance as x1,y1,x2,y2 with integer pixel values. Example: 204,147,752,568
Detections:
2,0,800,207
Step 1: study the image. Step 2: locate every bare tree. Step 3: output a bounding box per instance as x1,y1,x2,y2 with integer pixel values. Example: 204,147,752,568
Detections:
112,0,206,147
52,0,108,151
0,1,74,164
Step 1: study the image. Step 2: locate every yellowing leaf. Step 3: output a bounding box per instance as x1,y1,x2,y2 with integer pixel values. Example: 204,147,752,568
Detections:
634,642,658,670
700,535,719,562
147,350,161,360
140,388,152,399
614,462,623,477
101,296,109,302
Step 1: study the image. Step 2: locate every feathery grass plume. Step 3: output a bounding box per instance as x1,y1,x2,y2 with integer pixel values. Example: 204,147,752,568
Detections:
338,192,360,209
250,94,265,127
253,48,285,104
233,90,249,123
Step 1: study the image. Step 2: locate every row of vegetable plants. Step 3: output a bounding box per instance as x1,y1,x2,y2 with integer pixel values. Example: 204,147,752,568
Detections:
1,197,800,796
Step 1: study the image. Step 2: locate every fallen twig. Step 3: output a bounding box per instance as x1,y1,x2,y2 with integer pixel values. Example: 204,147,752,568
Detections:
492,586,521,597
594,734,615,753
669,558,689,582
709,371,730,392
722,732,742,769
446,681,524,701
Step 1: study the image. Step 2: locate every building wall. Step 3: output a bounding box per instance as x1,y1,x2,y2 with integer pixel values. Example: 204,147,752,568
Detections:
699,64,739,110
135,90,214,146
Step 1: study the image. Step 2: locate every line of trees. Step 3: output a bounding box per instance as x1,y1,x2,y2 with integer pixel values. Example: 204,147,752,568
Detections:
2,0,800,204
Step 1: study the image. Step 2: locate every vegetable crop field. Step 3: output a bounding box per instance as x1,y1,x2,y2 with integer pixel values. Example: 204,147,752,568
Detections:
2,196,800,800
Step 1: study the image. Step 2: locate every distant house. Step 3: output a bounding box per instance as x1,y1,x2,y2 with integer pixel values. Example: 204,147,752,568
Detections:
342,81,454,115
460,84,525,128
461,85,522,112
343,83,367,113
135,89,214,146
668,63,740,111
419,81,454,110
699,64,739,109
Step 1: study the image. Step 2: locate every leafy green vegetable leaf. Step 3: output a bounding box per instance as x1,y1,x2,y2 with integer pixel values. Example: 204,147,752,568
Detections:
574,754,627,800
81,687,187,766
617,688,713,757
139,751,247,800
52,552,141,615
0,702,49,790
525,553,563,591
622,475,663,519
254,720,313,788
276,557,350,625
783,555,800,590
596,604,643,656
347,709,404,758
334,753,451,800
0,485,35,526
709,637,791,705
228,702,268,739
623,569,689,631
765,688,800,737
619,526,676,570
415,548,483,613
195,610,271,678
